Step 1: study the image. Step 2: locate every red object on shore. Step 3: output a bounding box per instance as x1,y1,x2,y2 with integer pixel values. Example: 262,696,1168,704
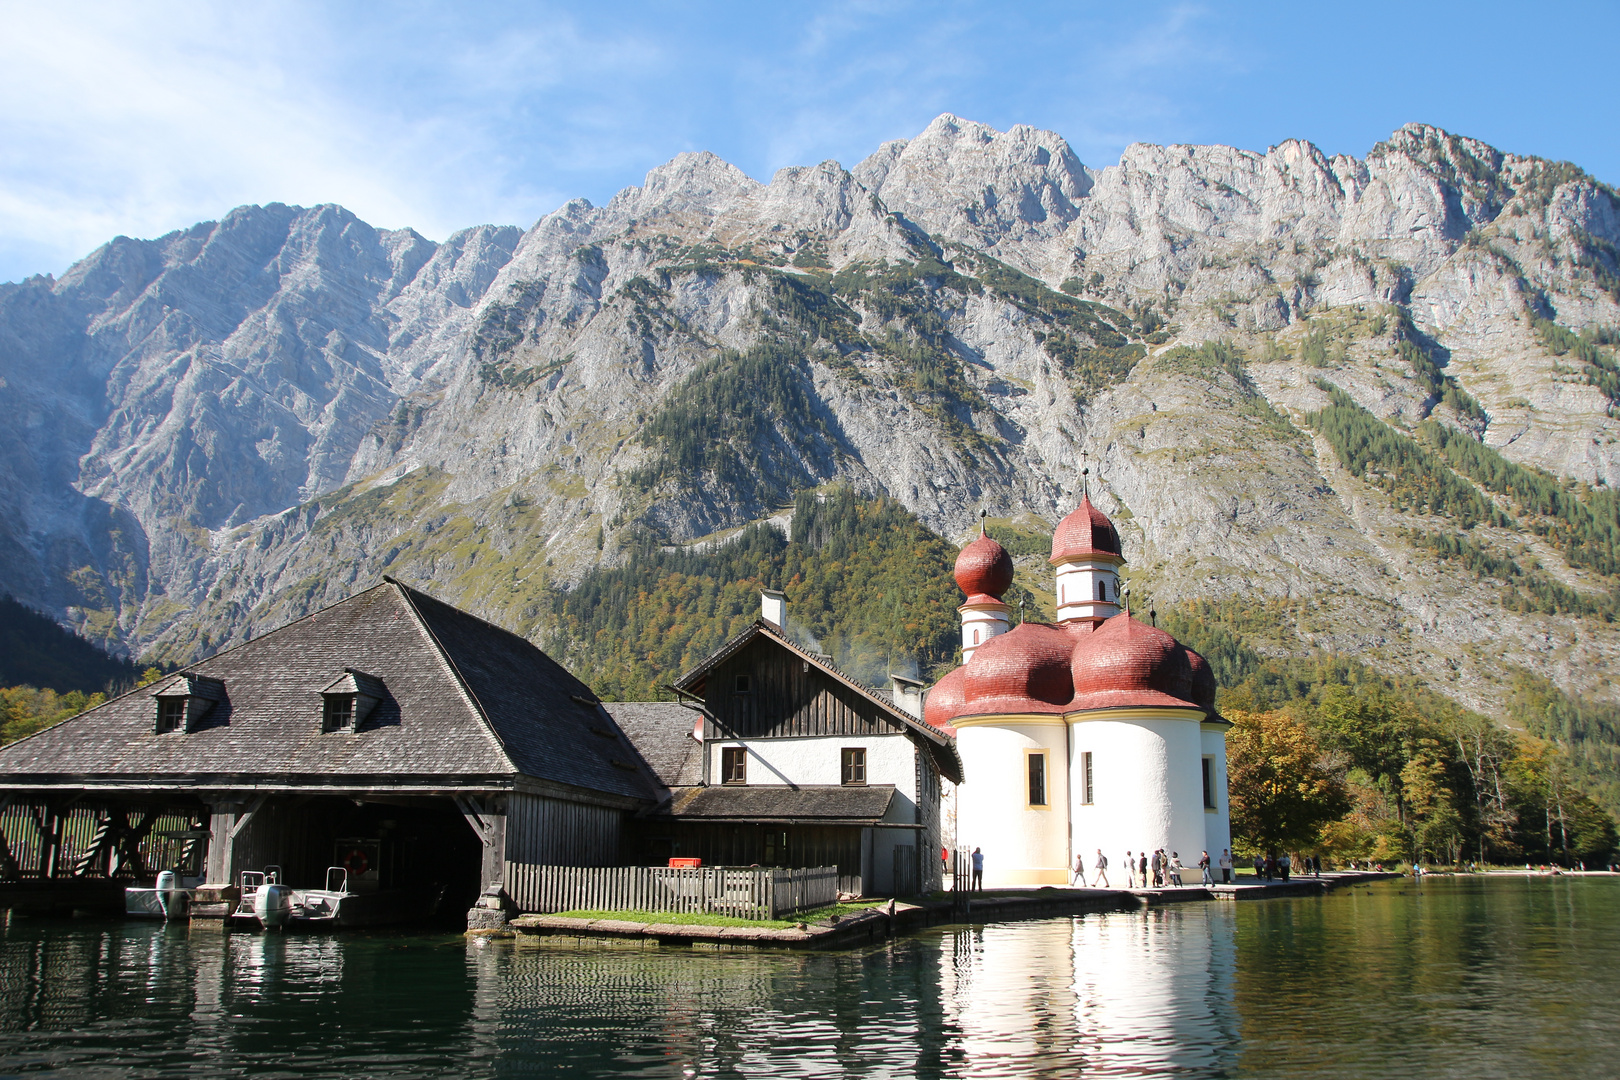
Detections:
668,857,701,868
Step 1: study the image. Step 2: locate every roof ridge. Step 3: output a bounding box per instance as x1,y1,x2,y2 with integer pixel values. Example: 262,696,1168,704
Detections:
384,578,517,767
383,575,555,658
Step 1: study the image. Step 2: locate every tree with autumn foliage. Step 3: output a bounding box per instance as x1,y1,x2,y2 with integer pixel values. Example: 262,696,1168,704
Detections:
1226,708,1351,858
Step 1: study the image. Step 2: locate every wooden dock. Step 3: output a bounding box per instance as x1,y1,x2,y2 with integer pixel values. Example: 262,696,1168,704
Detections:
493,871,1402,949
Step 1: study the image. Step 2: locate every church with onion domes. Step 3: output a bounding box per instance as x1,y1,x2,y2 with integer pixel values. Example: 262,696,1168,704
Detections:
925,494,1232,888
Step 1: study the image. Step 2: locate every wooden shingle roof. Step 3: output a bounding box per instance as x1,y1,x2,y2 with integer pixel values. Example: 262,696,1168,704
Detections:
657,784,900,824
602,702,704,789
0,580,657,804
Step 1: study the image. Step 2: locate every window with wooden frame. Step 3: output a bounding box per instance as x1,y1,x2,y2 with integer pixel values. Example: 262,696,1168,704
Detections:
1026,750,1048,807
721,746,747,785
1080,750,1094,805
841,747,867,786
734,673,751,693
323,694,355,733
155,697,186,734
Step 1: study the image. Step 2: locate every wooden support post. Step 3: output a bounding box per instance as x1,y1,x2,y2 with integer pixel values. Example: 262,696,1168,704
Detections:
203,797,264,886
454,796,508,895
34,805,59,880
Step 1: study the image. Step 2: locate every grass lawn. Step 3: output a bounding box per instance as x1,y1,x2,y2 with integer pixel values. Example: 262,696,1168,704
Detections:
551,900,889,930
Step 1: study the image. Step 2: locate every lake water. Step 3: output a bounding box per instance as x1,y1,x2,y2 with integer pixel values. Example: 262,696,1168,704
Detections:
0,876,1614,1078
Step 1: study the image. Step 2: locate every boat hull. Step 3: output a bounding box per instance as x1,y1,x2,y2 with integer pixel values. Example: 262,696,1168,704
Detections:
228,885,444,930
126,887,193,919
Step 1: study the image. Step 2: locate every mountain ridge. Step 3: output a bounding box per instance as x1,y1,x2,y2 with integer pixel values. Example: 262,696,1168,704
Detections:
1,115,1617,730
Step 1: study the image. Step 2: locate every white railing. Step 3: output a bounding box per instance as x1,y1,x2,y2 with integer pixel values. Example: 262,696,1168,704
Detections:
504,864,839,920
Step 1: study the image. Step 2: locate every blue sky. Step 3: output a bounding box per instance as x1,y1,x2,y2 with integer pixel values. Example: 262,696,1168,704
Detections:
2,0,1616,284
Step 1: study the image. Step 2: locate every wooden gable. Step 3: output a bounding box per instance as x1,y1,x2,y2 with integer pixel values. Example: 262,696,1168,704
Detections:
704,634,902,740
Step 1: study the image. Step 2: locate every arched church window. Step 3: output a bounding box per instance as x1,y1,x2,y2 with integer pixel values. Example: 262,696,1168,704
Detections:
1097,581,1106,601
972,628,980,645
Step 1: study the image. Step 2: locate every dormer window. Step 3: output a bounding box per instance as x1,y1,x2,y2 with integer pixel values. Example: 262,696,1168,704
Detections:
319,669,384,733
150,673,225,734
156,698,186,734
323,695,355,731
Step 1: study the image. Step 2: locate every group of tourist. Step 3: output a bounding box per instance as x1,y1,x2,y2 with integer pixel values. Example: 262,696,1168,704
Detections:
1252,854,1324,880
1070,848,1239,889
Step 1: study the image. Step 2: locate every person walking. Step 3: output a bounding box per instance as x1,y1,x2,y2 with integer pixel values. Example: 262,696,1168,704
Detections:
1279,853,1291,882
1219,849,1234,884
1139,851,1149,889
1168,852,1184,887
1253,854,1265,880
1093,849,1110,888
1150,849,1163,888
1125,851,1136,889
971,847,983,891
1199,850,1213,886
1072,852,1085,886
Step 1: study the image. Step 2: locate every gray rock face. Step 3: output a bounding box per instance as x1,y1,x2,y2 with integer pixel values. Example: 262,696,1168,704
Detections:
2,115,1618,717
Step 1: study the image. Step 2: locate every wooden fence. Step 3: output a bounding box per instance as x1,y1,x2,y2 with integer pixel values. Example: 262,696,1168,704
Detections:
504,864,839,920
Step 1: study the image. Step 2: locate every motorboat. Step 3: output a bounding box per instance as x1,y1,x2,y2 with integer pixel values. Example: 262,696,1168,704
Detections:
230,866,442,930
125,868,198,920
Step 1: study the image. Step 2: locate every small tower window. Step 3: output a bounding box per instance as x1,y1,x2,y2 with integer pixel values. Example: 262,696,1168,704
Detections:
972,628,980,645
1202,757,1217,809
1081,751,1095,805
1097,581,1106,601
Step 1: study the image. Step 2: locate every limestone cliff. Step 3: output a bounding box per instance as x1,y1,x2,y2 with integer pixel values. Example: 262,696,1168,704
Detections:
2,115,1617,720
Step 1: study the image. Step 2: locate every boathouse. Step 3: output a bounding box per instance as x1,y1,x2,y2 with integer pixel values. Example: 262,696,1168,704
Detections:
0,579,661,915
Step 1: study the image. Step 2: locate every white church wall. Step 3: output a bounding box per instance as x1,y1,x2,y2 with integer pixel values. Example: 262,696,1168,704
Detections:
1069,712,1207,873
1201,725,1233,863
954,720,1070,886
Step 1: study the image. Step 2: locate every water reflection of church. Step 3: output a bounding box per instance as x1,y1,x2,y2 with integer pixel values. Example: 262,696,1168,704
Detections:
939,907,1240,1072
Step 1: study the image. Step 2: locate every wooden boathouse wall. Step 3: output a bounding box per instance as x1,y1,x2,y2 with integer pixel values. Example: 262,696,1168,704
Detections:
504,792,623,885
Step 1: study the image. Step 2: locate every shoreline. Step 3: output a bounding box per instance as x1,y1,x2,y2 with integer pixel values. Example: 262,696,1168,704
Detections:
489,870,1406,950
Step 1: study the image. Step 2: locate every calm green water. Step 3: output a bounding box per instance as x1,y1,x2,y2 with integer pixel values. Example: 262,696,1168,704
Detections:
0,876,1614,1078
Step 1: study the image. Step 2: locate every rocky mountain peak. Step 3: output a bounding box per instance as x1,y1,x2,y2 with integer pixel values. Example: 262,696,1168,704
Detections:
2,114,1619,742
859,112,1092,252
611,150,763,221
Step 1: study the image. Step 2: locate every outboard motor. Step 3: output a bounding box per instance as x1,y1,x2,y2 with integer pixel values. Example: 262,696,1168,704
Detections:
253,882,294,929
155,869,185,921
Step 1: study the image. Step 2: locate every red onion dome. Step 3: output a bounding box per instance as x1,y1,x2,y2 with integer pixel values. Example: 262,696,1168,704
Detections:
1050,495,1122,564
1185,647,1217,711
1067,613,1206,712
924,666,967,732
954,532,1014,602
960,623,1074,716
